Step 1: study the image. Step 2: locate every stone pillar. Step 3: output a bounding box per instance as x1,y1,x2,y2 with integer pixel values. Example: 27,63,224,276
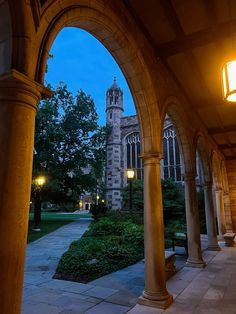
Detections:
203,182,220,251
184,174,206,268
0,70,45,314
223,192,235,246
138,154,173,309
215,189,226,238
223,192,234,232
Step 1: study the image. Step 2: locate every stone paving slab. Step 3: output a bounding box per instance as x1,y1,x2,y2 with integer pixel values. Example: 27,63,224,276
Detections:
22,224,236,314
84,301,130,314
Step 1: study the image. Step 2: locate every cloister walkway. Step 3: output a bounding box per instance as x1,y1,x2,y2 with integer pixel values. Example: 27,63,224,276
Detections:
22,220,236,314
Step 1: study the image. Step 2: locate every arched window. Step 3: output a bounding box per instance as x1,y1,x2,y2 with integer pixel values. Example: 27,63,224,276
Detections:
125,132,143,180
163,126,182,181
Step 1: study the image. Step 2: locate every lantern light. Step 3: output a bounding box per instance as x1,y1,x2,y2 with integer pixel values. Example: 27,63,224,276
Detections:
35,176,46,186
127,169,135,179
222,59,236,102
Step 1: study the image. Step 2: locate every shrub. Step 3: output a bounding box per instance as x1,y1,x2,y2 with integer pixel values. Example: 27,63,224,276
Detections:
90,203,108,220
55,216,144,282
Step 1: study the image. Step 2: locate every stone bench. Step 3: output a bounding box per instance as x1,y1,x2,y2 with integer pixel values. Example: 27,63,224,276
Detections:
165,250,176,279
172,232,188,255
143,250,176,279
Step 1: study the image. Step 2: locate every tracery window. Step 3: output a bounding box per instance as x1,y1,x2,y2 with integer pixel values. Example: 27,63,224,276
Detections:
163,127,182,181
125,132,143,180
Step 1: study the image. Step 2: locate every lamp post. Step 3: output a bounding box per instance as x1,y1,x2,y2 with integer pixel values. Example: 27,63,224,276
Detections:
96,194,100,205
127,169,135,211
222,59,236,102
32,176,46,231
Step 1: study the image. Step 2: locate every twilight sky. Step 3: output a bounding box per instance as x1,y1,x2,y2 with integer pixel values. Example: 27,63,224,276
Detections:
45,27,136,125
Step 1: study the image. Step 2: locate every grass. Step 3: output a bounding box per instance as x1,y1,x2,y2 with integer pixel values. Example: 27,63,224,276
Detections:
27,212,91,243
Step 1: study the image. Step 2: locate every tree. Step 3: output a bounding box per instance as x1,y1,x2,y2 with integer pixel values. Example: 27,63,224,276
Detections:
161,178,185,220
122,179,144,211
32,83,107,207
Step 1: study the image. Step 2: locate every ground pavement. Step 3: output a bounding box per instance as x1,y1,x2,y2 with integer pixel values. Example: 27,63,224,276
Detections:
22,221,236,314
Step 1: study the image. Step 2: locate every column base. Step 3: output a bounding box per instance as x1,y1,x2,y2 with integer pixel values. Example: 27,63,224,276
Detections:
138,290,173,309
207,244,221,251
186,258,206,268
224,232,236,247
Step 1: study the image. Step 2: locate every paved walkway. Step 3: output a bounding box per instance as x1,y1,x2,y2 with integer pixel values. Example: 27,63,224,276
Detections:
22,223,236,314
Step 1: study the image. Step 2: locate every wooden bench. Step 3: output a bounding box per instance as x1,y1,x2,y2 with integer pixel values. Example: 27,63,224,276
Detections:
172,232,188,255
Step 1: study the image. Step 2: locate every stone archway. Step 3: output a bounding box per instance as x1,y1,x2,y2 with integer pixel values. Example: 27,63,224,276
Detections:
161,98,195,176
161,99,205,268
211,152,226,237
0,1,176,312
195,134,220,251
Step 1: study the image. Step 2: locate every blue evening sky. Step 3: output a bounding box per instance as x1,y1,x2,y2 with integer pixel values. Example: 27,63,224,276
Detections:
45,27,136,125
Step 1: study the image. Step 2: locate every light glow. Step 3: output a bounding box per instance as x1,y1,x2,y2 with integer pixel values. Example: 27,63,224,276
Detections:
35,176,46,186
222,59,236,102
127,169,135,179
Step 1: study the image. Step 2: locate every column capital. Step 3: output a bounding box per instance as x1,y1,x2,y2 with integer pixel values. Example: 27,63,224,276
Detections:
140,152,162,165
0,70,51,110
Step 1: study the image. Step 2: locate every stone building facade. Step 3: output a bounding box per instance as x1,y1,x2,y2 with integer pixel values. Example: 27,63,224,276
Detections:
105,79,183,210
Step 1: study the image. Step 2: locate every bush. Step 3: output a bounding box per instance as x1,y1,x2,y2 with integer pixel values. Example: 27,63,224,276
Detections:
90,203,108,220
55,216,144,282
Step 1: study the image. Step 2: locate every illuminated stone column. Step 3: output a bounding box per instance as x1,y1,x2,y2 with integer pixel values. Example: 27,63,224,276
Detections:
138,154,173,309
203,182,220,251
184,173,206,268
0,70,46,314
223,192,234,232
215,188,226,238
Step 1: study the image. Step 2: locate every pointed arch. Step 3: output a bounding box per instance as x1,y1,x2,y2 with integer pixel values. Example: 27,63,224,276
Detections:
161,96,195,175
30,0,163,155
211,151,223,190
194,133,211,185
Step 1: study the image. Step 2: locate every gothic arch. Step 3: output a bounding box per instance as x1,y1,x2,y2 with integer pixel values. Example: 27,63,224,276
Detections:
30,0,163,155
211,151,223,190
194,133,211,185
221,160,229,193
161,97,195,175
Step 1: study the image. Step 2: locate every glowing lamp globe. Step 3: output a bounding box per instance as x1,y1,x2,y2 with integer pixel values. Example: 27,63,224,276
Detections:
35,176,46,186
222,59,236,102
127,169,135,179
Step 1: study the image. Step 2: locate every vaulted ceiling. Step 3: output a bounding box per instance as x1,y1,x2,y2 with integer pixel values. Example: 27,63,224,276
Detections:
124,0,236,160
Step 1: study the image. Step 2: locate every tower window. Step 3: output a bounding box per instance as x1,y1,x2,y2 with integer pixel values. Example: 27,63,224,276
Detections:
125,132,143,180
110,112,112,119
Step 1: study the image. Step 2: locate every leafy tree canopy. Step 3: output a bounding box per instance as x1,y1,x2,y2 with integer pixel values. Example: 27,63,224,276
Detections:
33,82,108,205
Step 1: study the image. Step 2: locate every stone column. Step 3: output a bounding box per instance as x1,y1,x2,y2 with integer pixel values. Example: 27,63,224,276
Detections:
0,70,46,314
223,192,234,232
138,154,173,309
184,174,206,268
223,192,235,246
215,189,226,238
203,182,220,250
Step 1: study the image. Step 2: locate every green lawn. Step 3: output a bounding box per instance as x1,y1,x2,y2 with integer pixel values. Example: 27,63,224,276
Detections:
27,212,91,243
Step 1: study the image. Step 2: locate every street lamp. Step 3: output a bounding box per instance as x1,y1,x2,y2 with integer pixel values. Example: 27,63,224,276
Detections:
96,194,100,205
127,169,135,211
32,175,46,231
